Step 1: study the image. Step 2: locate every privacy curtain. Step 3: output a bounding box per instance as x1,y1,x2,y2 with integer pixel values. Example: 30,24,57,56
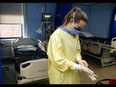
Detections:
109,7,116,39
54,3,72,29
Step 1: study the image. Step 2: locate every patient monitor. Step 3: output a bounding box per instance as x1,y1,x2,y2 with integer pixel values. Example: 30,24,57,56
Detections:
41,13,53,41
42,13,53,22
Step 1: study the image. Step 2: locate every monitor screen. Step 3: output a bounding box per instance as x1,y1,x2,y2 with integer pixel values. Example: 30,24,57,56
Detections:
0,23,22,39
41,13,53,22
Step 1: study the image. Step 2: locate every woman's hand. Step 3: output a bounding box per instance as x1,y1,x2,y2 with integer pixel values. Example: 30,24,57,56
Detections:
78,59,88,67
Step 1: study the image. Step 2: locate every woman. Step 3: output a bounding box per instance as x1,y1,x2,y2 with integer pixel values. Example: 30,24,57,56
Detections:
47,7,97,84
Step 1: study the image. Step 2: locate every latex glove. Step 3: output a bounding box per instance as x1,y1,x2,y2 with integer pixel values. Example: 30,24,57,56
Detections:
74,64,98,81
78,59,88,67
76,55,88,67
74,64,94,74
87,73,98,81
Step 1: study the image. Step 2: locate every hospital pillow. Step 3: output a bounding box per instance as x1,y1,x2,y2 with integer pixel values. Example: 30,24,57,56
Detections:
17,45,35,49
80,32,94,37
17,47,37,51
17,45,37,51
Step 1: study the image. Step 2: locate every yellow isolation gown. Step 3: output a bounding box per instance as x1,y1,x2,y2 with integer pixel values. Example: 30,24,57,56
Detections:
47,28,82,84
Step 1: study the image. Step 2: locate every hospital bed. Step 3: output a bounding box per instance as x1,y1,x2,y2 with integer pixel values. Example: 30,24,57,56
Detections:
79,32,116,67
12,38,48,84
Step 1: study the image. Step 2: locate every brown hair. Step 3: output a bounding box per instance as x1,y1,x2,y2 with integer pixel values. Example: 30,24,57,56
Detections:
60,7,88,27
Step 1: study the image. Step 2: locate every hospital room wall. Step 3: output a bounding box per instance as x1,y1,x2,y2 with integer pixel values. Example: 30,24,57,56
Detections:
73,3,116,38
89,3,116,38
26,3,56,41
72,4,90,32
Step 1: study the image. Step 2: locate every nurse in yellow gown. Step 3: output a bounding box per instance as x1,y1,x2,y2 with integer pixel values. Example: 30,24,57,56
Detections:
47,7,91,84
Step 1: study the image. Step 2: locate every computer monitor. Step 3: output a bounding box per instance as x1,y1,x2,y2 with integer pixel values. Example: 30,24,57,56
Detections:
41,13,53,22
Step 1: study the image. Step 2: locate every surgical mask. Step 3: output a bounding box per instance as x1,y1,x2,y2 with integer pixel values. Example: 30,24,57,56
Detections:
69,22,81,35
69,27,81,35
61,26,81,36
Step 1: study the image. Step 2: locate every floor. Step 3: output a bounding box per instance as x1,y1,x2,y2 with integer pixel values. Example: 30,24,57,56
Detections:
1,55,116,84
2,58,17,84
79,54,116,84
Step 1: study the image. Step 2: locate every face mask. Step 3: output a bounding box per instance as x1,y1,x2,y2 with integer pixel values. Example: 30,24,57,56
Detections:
69,27,81,35
69,22,81,35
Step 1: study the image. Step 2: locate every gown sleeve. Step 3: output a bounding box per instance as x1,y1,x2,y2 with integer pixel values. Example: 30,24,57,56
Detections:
75,37,82,62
